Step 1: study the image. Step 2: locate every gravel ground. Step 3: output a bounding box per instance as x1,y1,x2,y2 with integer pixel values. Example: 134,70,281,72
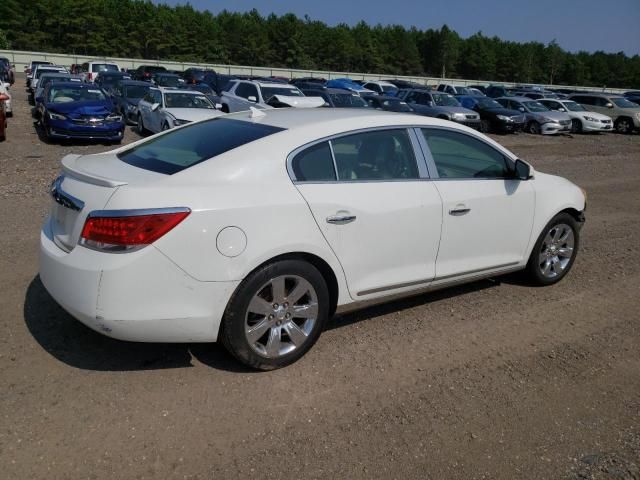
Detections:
1,75,639,480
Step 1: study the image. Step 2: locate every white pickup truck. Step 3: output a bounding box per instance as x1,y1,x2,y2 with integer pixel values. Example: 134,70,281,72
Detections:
220,80,324,113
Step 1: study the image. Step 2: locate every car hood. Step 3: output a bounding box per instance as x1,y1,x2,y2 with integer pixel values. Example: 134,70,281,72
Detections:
46,100,114,116
537,110,571,122
271,95,325,108
164,108,224,121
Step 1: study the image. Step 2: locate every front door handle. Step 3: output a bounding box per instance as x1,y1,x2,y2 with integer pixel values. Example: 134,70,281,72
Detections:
449,205,471,216
326,214,356,225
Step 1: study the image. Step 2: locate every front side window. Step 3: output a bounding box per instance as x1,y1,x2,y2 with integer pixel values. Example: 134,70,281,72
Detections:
118,118,285,174
291,142,336,182
331,129,419,181
611,97,638,108
236,83,259,100
421,128,512,179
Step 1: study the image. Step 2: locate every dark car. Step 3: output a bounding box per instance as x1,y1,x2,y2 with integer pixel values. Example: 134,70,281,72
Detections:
624,91,640,105
290,77,326,88
0,57,15,85
95,71,131,95
397,89,481,129
0,89,8,141
38,82,124,143
362,94,413,113
110,80,151,125
292,81,328,91
457,95,526,133
133,65,167,82
182,68,216,85
469,85,487,94
300,88,368,108
486,85,513,98
384,79,426,89
152,73,183,88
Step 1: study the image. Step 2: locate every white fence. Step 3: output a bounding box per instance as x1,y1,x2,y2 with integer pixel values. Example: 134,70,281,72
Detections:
0,48,627,94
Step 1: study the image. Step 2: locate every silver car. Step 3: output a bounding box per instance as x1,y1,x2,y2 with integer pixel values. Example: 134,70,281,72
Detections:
497,97,572,135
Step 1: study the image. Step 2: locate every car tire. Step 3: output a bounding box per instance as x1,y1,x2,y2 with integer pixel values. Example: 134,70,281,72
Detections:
480,119,491,133
524,212,580,286
614,117,633,134
570,119,583,133
527,121,541,135
221,104,229,113
220,259,330,370
137,114,146,135
162,121,170,131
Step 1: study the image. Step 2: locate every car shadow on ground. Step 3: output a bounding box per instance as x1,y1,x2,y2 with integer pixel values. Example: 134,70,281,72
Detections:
24,274,505,373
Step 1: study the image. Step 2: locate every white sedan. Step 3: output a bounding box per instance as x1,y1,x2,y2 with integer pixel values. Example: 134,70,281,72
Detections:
40,109,586,370
539,99,613,133
136,87,223,134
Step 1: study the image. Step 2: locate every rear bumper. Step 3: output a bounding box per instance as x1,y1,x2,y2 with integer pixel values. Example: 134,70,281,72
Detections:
39,217,238,343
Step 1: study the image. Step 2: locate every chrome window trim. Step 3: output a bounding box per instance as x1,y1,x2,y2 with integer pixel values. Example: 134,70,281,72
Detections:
287,125,430,184
417,126,518,182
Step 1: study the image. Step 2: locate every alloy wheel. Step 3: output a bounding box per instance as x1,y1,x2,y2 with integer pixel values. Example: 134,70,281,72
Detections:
244,275,318,358
538,223,575,279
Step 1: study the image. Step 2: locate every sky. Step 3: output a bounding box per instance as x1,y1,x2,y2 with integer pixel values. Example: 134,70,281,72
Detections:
155,0,640,56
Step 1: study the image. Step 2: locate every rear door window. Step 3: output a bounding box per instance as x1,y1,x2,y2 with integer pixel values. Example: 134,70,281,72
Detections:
291,142,336,182
118,118,285,174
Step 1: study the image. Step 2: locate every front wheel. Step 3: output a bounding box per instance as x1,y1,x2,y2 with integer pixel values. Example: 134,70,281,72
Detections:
480,119,491,133
524,213,580,286
570,118,583,133
137,114,146,135
527,121,541,135
615,117,633,134
220,259,329,370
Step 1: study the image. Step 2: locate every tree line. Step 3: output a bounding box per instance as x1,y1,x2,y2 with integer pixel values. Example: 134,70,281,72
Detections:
1,0,638,88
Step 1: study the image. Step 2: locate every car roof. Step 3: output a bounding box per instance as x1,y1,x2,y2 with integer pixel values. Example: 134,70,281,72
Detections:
498,96,535,102
120,80,151,86
159,87,201,94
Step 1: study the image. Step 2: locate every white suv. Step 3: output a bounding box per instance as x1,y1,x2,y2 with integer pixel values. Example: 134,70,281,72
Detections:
221,80,323,112
80,61,121,83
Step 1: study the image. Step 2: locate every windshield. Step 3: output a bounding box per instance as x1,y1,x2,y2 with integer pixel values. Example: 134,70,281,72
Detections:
329,93,368,108
562,101,586,112
523,101,549,112
432,93,460,107
117,118,285,174
124,85,149,99
92,64,118,73
47,86,107,103
156,75,181,87
612,97,639,108
261,86,304,101
164,92,214,109
476,98,503,109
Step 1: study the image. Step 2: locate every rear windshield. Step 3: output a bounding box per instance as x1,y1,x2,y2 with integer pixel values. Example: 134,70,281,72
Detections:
92,64,119,72
117,118,286,174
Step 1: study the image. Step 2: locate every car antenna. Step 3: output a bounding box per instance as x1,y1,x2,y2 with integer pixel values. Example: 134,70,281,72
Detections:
249,106,266,119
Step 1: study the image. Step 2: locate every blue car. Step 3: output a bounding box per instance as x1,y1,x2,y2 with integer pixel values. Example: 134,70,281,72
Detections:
325,78,375,94
37,82,125,143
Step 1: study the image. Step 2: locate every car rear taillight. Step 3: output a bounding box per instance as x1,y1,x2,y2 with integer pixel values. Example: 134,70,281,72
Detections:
80,208,190,252
88,72,93,81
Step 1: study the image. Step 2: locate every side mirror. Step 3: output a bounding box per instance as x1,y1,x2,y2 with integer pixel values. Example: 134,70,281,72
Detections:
215,103,223,109
558,108,566,112
606,103,613,108
518,107,525,112
514,159,531,180
247,95,257,103
151,103,160,111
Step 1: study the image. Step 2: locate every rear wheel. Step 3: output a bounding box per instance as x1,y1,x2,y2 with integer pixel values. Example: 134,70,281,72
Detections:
615,117,633,134
570,118,583,133
221,259,329,370
524,212,580,286
527,121,541,135
137,114,146,135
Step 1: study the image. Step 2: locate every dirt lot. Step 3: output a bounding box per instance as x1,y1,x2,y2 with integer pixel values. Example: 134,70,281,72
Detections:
0,76,639,480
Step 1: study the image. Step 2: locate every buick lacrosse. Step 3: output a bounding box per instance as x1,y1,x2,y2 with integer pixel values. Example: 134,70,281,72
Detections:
40,108,586,369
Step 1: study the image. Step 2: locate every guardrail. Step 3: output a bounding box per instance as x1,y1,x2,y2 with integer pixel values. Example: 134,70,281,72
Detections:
0,48,628,94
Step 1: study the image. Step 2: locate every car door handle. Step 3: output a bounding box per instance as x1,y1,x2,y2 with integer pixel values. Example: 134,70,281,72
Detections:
326,214,356,225
449,206,471,216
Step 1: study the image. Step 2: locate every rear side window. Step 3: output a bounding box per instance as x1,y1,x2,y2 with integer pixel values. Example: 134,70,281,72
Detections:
118,118,285,174
421,128,511,179
92,63,118,72
291,142,336,182
332,129,419,181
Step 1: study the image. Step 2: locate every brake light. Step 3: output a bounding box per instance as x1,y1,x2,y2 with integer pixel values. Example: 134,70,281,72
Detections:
80,209,190,252
88,72,93,81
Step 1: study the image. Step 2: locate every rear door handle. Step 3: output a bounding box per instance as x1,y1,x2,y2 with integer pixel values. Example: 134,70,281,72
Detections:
449,205,471,216
326,214,356,225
